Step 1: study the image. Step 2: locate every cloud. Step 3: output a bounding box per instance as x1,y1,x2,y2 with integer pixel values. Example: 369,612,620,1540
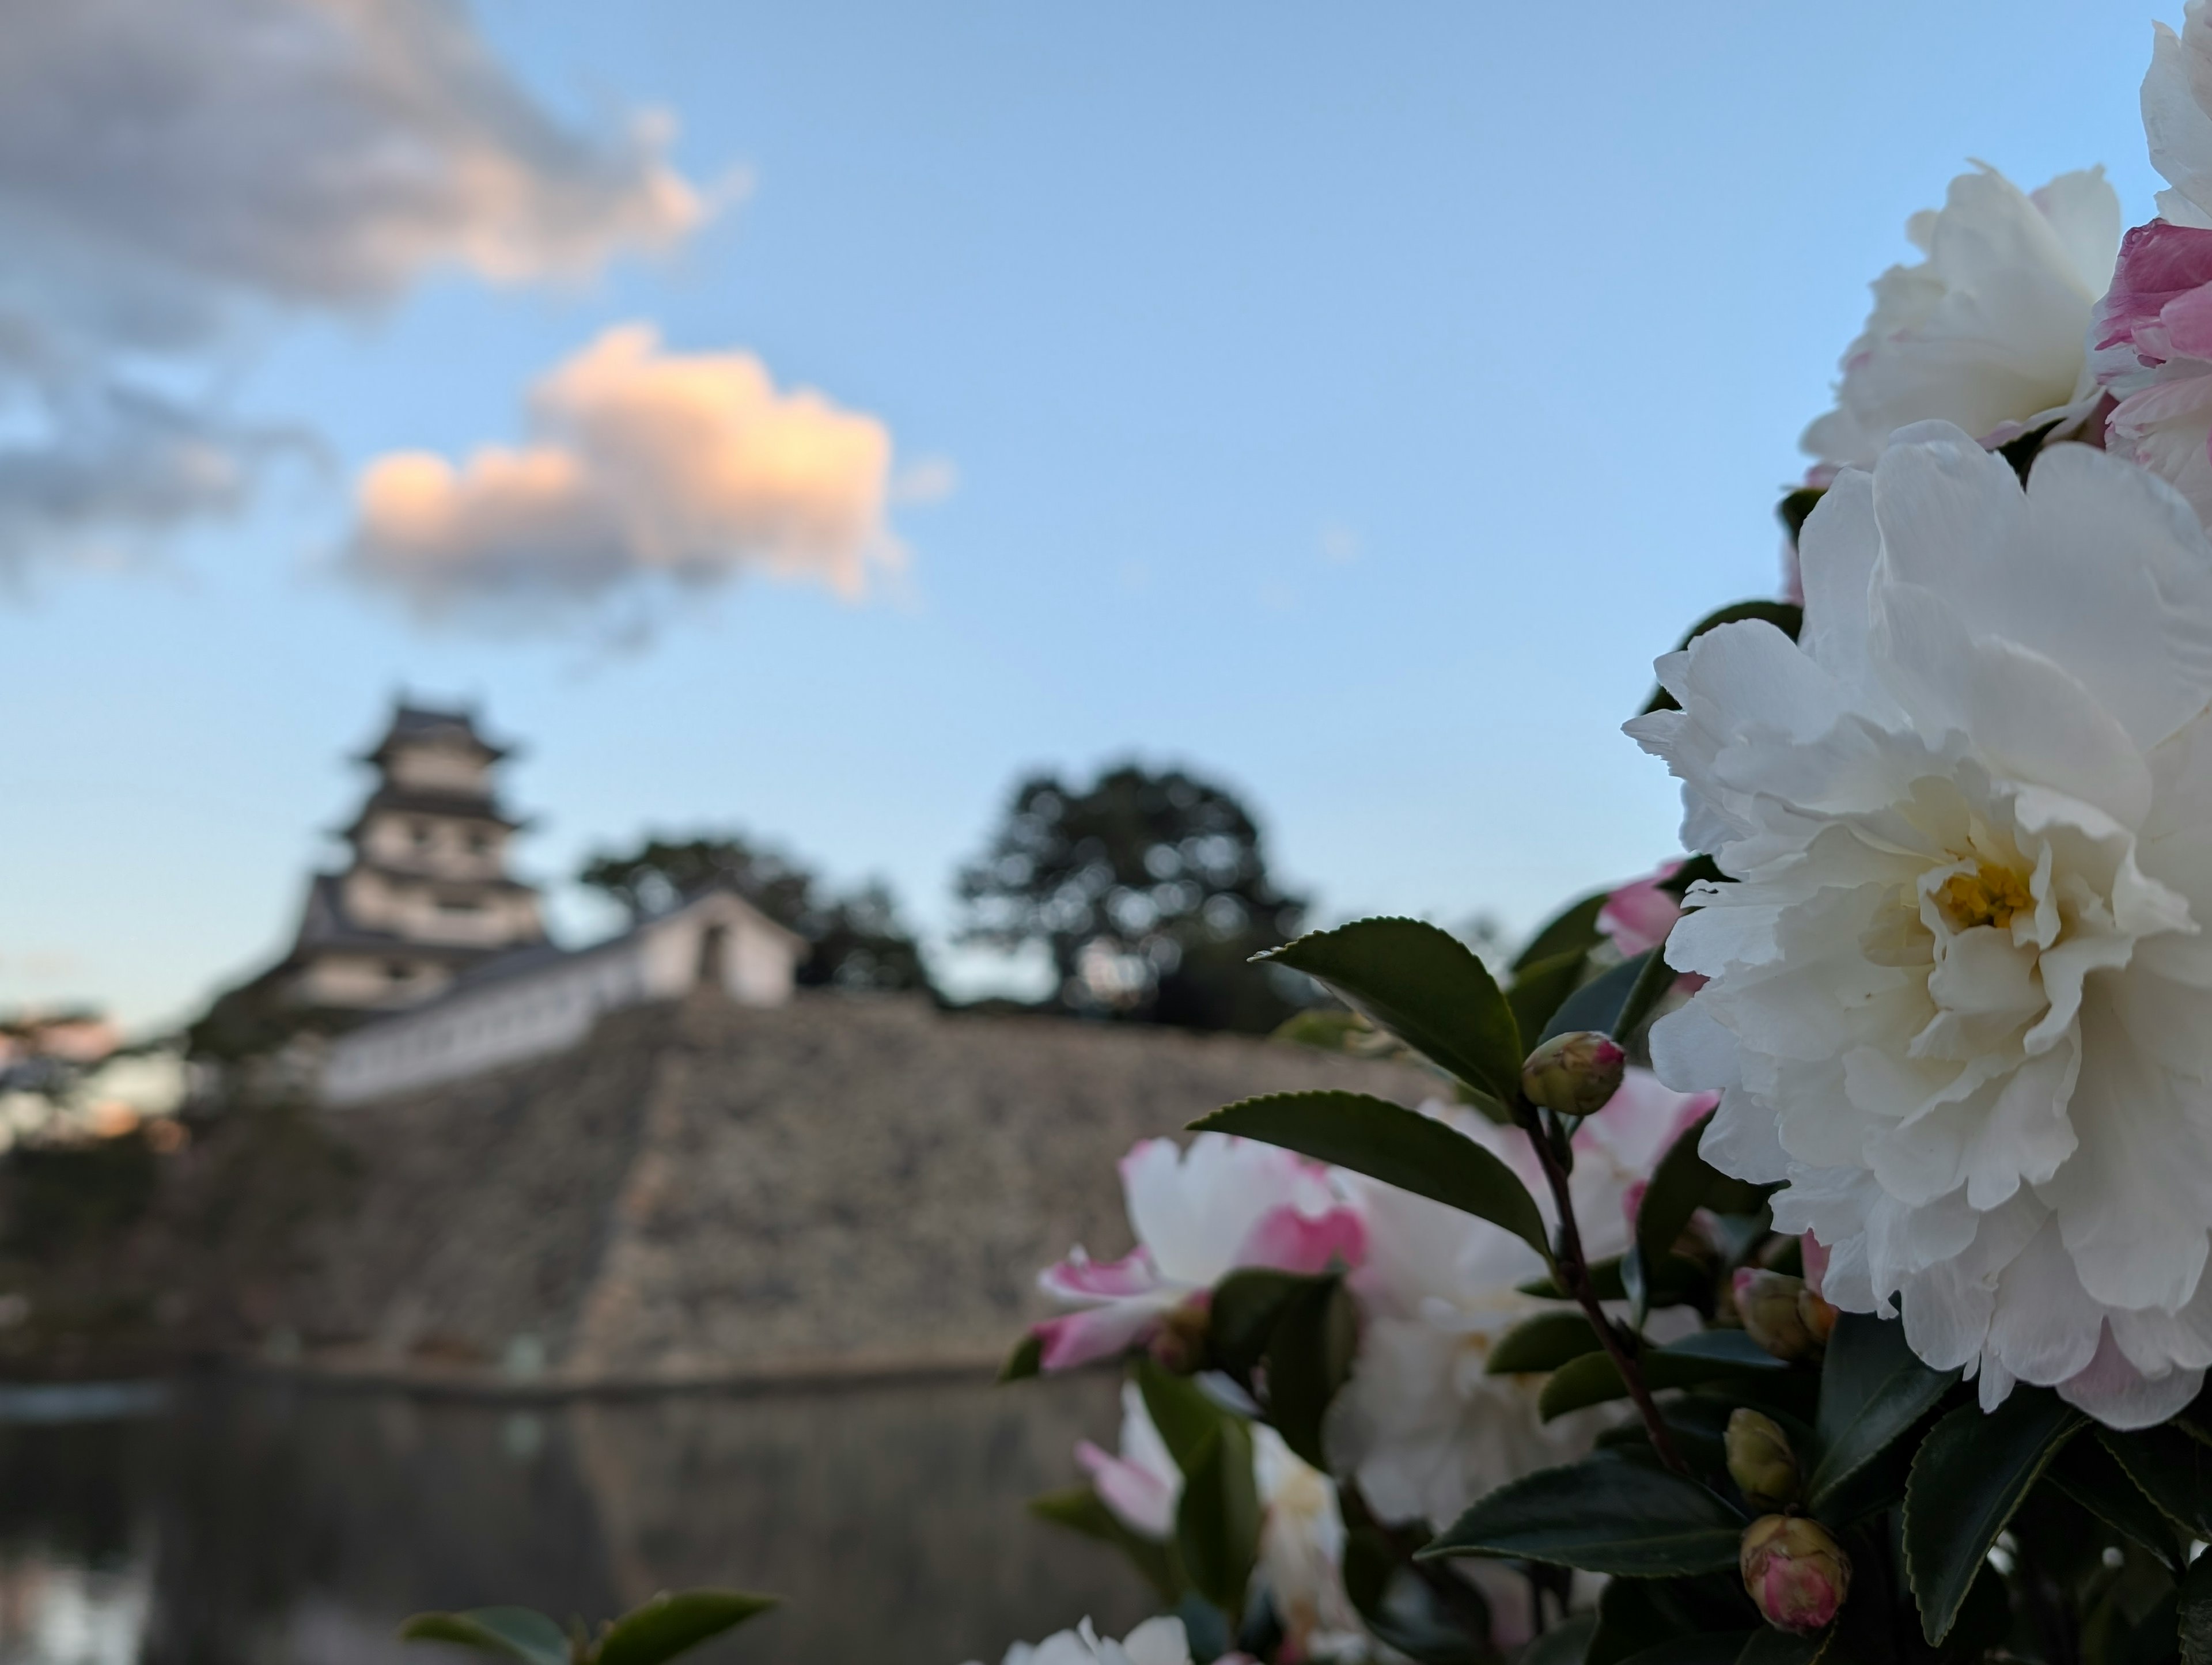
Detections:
0,0,712,580
346,323,907,631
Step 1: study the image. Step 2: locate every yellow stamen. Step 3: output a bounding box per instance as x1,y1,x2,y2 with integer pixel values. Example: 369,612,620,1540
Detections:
1936,864,2032,932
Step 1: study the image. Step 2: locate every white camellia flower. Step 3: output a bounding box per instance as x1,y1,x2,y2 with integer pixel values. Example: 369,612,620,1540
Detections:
1327,1078,1709,1539
1801,165,2120,473
1629,422,2212,1428
2145,0,2212,229
972,1617,1192,1665
1076,1382,1370,1662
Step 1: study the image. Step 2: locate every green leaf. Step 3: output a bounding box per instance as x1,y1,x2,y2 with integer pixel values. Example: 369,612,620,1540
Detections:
1519,1253,1709,1308
1658,1330,1789,1368
1524,1614,1599,1665
1538,954,1650,1047
1612,948,1684,1048
2098,1424,2212,1540
1486,1310,1602,1375
1515,893,1609,974
1903,1391,2082,1644
998,1331,1043,1382
1029,1486,1184,1602
1422,1450,1745,1576
1192,1092,1550,1261
1634,1111,1721,1268
1176,1419,1262,1616
594,1591,777,1665
1206,1269,1310,1380
1778,488,1825,543
2046,1438,2183,1569
1257,917,1523,1103
1340,1523,1492,1665
1806,1313,1958,1511
2183,1554,2212,1665
1511,949,1594,1048
1642,603,1806,715
1537,1334,1782,1421
398,1609,571,1665
1137,1357,1235,1474
1262,1276,1358,1470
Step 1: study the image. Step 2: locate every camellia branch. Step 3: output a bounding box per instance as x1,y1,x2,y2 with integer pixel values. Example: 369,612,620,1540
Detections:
1516,1097,1690,1478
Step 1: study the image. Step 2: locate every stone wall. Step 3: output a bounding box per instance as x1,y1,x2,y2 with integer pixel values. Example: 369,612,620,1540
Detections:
279,991,1439,1386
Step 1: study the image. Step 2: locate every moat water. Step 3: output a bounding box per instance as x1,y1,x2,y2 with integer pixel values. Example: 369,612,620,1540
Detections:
0,1372,1149,1665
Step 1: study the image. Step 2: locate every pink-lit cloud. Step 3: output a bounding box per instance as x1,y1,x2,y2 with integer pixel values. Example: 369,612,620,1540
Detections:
347,323,914,631
0,0,717,580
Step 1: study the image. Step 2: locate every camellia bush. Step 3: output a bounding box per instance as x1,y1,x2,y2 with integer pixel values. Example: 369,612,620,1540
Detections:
977,9,2212,1665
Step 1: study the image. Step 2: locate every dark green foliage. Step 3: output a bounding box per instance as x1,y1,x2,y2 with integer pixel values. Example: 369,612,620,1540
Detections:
578,833,933,994
1808,1314,1959,1512
1256,917,1524,1105
400,1591,775,1665
1192,1091,1548,1259
956,763,1309,1032
1425,1450,1745,1576
1904,1392,2082,1644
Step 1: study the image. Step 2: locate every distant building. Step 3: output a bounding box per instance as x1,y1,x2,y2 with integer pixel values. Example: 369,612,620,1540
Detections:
321,886,805,1106
198,699,810,1101
285,704,549,1012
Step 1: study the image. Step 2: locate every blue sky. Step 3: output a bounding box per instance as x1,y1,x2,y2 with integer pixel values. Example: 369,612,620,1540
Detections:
0,0,2172,1030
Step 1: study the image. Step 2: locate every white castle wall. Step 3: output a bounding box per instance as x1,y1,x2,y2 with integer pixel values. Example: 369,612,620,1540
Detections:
321,895,801,1107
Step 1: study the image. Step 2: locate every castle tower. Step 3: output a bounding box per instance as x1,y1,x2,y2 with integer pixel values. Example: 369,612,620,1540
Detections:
282,703,547,1011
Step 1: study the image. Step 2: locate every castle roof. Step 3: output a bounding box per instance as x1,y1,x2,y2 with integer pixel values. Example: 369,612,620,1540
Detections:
338,787,531,841
357,703,514,768
290,874,540,963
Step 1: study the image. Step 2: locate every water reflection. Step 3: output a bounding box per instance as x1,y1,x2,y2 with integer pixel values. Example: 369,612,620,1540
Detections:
0,1374,1149,1665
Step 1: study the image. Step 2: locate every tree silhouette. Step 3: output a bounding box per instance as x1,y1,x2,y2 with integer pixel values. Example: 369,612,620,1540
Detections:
956,764,1310,1033
578,835,933,996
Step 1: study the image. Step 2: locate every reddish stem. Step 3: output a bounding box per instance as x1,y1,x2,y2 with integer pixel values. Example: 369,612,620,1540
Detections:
1520,1099,1690,1478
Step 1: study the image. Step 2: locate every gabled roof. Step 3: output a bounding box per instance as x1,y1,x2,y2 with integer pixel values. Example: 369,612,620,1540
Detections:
289,873,543,961
357,703,514,768
338,787,529,841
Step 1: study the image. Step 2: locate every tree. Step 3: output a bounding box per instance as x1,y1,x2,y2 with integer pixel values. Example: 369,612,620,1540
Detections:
577,835,935,996
956,763,1312,1033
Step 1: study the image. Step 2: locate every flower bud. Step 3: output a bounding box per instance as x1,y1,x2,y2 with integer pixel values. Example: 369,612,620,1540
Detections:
1147,1295,1211,1375
1725,1408,1801,1511
1740,1515,1850,1634
1798,1284,1839,1349
1520,1031,1626,1117
1734,1269,1825,1362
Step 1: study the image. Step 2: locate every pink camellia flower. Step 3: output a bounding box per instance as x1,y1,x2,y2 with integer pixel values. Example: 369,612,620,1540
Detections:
1031,1135,1366,1371
1598,862,1686,958
2085,1,2212,527
2093,219,2212,521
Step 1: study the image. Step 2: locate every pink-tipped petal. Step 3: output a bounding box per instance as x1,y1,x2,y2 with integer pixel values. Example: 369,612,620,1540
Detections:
1032,1303,1165,1372
1037,1246,1164,1302
1801,1234,1832,1298
1234,1204,1369,1276
1077,1439,1179,1539
2057,1325,2206,1430
1599,862,1687,958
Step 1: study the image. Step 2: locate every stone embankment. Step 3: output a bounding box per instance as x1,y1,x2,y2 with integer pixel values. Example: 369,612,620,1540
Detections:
271,992,1437,1390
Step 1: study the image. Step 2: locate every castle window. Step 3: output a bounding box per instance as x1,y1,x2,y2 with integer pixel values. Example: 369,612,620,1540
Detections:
385,962,412,983
411,821,433,850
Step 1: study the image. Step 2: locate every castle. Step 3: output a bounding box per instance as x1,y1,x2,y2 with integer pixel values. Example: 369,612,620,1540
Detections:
233,701,806,1105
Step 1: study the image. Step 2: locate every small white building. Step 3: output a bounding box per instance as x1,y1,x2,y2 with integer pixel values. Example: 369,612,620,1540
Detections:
321,886,806,1106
